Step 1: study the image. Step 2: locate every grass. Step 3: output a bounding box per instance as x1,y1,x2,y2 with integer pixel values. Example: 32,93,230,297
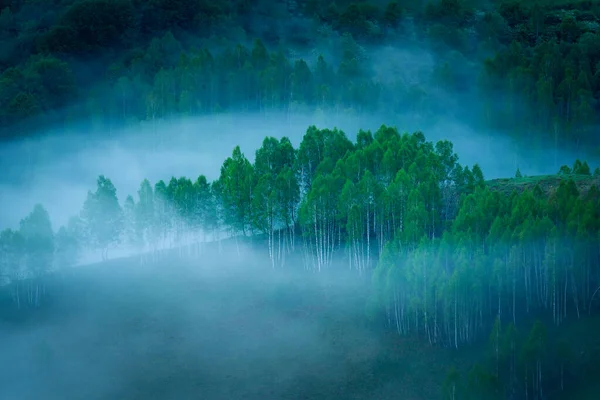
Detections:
486,173,600,197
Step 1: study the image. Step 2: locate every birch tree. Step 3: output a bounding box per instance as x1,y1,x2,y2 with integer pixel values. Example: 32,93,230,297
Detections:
81,175,123,261
19,204,54,308
218,146,254,251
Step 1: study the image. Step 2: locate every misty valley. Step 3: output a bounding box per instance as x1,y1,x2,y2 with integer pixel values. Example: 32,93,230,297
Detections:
2,0,600,399
1,124,600,400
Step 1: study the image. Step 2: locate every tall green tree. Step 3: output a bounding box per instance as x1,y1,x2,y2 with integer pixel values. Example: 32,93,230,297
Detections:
19,203,54,307
0,228,25,308
135,178,155,251
81,175,123,260
54,217,81,269
218,146,254,238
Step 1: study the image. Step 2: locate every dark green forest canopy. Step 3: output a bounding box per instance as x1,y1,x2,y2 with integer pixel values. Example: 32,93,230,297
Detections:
1,124,600,398
0,0,599,154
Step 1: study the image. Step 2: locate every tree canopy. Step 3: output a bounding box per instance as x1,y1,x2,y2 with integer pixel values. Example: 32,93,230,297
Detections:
0,0,599,155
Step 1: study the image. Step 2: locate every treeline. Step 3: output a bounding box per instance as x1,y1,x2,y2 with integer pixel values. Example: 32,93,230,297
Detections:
481,1,600,151
1,125,598,328
0,124,479,307
1,0,599,152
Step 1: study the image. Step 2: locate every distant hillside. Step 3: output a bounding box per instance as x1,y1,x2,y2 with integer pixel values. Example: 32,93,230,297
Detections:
487,173,600,197
0,0,599,153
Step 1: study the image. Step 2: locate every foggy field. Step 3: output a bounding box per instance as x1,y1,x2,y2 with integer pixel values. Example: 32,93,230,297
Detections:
0,244,473,400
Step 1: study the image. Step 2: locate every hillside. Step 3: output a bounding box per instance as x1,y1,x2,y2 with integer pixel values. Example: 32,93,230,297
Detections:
0,249,476,400
486,173,600,197
1,0,600,397
2,241,600,399
1,124,599,398
0,0,599,154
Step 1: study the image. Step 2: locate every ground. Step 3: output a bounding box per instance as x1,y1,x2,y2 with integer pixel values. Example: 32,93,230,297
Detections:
1,243,599,399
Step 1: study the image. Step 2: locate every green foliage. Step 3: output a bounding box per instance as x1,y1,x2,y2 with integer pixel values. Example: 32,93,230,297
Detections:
217,146,254,235
19,204,54,276
559,165,573,175
0,122,599,396
54,217,81,268
572,159,591,175
135,178,155,245
0,0,598,154
0,55,75,128
383,1,403,28
81,175,123,258
42,0,135,54
515,167,522,178
442,366,462,399
465,363,499,399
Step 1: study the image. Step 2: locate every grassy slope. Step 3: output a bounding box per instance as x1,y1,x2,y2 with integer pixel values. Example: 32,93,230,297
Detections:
486,174,600,196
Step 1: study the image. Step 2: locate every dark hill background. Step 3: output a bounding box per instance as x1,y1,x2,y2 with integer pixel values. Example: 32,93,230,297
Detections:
0,0,599,158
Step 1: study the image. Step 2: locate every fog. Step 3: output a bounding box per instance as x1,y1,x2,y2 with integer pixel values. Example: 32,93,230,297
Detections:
0,243,458,400
0,109,588,232
0,105,593,398
2,2,600,399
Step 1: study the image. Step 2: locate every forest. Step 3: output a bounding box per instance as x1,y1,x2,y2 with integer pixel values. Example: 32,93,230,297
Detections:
2,0,600,399
1,124,600,398
0,0,600,155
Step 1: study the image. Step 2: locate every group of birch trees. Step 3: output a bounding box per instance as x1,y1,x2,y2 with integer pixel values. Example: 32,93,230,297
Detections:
1,125,599,353
0,124,473,304
372,160,600,349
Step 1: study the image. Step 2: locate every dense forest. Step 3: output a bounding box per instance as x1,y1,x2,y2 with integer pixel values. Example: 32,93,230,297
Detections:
1,0,600,155
1,124,600,398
